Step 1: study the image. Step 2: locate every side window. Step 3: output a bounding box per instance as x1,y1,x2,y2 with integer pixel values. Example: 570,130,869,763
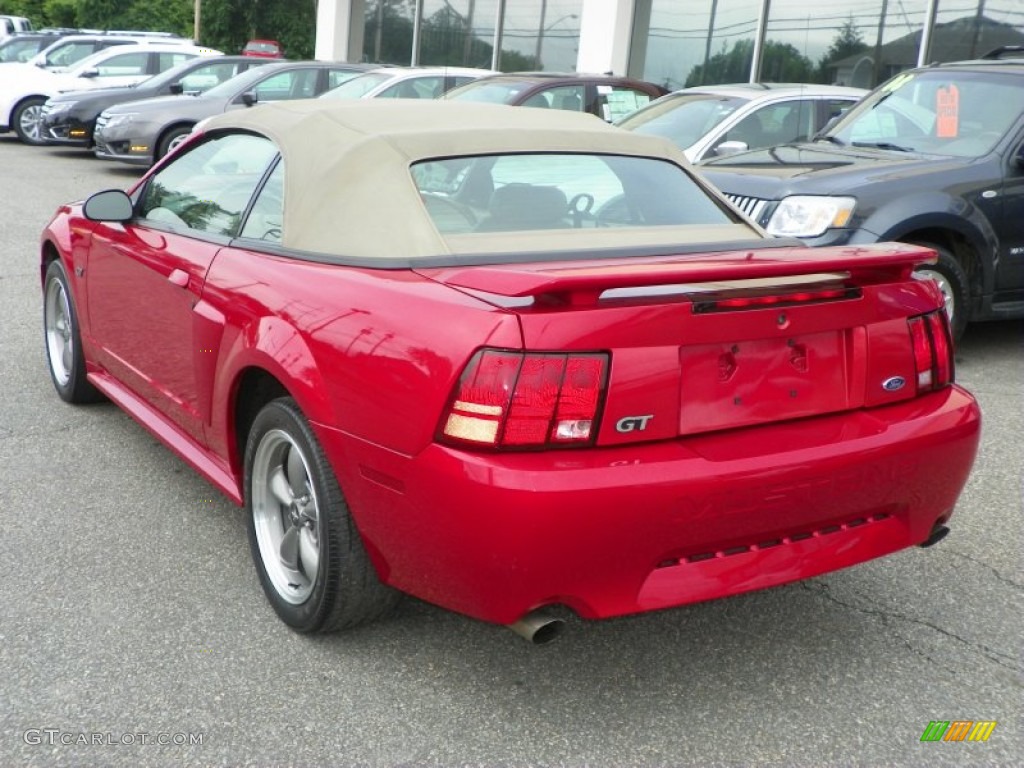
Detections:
252,69,317,101
94,51,149,77
819,98,856,130
178,61,240,93
138,133,277,238
158,51,195,71
596,86,653,122
758,101,816,145
545,85,586,113
239,161,284,242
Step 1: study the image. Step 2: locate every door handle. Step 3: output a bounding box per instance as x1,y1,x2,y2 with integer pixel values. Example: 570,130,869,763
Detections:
167,268,189,288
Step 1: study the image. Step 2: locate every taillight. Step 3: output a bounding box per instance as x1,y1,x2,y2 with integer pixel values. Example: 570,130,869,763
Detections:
908,310,954,393
440,349,608,449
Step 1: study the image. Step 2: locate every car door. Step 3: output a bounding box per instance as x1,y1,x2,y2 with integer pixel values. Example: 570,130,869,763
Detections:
85,132,278,441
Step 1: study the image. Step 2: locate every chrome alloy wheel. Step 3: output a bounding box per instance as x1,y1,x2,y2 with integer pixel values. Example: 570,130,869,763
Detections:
18,101,43,143
167,132,190,153
251,429,321,604
44,274,74,387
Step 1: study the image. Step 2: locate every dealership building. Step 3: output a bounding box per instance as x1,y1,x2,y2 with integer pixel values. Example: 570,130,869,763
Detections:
316,1,1024,90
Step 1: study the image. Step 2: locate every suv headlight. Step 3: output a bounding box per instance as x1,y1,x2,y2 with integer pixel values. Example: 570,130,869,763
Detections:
766,196,856,238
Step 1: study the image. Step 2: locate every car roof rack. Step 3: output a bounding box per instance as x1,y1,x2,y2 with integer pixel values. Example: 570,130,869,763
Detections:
981,45,1024,60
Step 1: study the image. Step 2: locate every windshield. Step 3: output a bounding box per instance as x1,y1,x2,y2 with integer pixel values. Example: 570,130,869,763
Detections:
826,69,1024,158
616,93,749,151
320,71,392,99
35,40,101,69
443,79,538,104
201,65,282,99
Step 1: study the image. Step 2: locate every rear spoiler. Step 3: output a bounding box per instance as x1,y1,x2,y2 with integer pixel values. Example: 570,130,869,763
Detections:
419,243,937,304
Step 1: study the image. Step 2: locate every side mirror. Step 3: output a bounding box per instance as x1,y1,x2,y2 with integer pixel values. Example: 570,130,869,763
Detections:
169,82,184,95
79,67,99,79
713,140,749,157
83,189,133,222
241,90,258,107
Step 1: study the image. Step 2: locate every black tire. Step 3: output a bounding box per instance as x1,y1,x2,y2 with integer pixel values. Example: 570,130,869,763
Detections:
13,96,47,145
910,242,969,341
244,397,399,633
42,260,103,404
156,125,193,161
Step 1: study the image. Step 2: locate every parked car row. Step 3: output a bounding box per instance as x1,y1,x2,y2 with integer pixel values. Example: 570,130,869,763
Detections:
13,40,1023,338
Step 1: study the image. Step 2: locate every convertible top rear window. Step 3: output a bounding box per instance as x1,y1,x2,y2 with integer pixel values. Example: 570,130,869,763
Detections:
412,153,733,236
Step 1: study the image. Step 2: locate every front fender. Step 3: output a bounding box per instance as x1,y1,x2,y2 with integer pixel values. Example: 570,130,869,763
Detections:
853,193,997,289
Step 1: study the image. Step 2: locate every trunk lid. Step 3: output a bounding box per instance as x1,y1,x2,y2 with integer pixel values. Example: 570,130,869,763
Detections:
418,243,944,445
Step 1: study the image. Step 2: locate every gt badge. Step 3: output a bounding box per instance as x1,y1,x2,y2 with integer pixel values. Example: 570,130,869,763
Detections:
616,415,653,433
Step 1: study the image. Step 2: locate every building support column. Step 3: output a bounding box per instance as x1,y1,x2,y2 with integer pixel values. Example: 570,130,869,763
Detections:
315,0,365,62
576,0,634,75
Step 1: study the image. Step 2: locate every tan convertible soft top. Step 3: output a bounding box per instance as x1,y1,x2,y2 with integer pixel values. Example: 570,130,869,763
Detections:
200,100,757,260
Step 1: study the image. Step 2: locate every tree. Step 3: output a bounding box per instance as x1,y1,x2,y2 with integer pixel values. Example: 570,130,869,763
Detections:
685,39,814,87
817,16,867,83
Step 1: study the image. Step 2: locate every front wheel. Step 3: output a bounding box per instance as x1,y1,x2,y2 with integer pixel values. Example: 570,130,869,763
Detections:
156,125,193,161
911,242,969,342
244,398,399,633
13,96,47,145
43,260,103,403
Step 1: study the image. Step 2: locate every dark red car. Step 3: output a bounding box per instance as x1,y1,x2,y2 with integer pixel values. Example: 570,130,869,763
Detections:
40,101,980,643
443,72,667,121
241,38,283,58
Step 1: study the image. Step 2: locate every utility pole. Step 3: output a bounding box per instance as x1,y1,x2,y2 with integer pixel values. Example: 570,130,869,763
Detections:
194,0,201,43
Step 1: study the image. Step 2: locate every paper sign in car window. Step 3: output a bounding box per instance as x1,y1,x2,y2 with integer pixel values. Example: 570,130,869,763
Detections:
936,85,959,137
605,90,641,121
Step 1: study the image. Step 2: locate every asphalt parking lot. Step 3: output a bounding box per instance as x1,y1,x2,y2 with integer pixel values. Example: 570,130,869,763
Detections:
0,136,1020,768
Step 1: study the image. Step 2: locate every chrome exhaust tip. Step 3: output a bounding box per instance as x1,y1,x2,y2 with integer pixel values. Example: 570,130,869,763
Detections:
507,609,565,645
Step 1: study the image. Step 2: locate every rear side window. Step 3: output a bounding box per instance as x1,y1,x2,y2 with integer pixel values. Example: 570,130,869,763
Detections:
412,153,732,235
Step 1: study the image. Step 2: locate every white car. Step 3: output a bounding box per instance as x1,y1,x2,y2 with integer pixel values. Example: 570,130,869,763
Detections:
0,42,220,144
617,83,867,163
320,66,495,101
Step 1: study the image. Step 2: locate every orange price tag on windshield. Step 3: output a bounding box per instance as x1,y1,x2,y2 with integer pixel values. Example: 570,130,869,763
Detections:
936,85,959,137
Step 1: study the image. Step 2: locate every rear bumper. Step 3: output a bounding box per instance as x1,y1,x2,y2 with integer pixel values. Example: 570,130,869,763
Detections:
316,386,980,625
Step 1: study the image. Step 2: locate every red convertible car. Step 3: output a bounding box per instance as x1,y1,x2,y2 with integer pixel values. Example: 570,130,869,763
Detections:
40,101,980,643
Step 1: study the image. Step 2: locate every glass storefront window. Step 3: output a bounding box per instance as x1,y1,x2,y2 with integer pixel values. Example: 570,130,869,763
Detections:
930,1,1024,63
362,0,583,72
632,0,762,90
766,0,929,89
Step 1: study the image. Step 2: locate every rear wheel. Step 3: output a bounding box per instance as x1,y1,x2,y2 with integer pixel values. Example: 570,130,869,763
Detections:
911,243,969,341
43,260,103,403
245,398,399,633
13,96,46,145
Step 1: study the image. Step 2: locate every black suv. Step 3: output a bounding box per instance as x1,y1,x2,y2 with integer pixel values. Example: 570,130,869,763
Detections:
700,49,1024,338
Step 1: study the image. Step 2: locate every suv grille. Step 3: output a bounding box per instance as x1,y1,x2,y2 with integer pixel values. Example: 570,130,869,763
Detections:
725,193,768,224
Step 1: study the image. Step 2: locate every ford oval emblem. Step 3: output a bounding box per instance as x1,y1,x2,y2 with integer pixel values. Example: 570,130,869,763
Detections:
882,376,906,392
